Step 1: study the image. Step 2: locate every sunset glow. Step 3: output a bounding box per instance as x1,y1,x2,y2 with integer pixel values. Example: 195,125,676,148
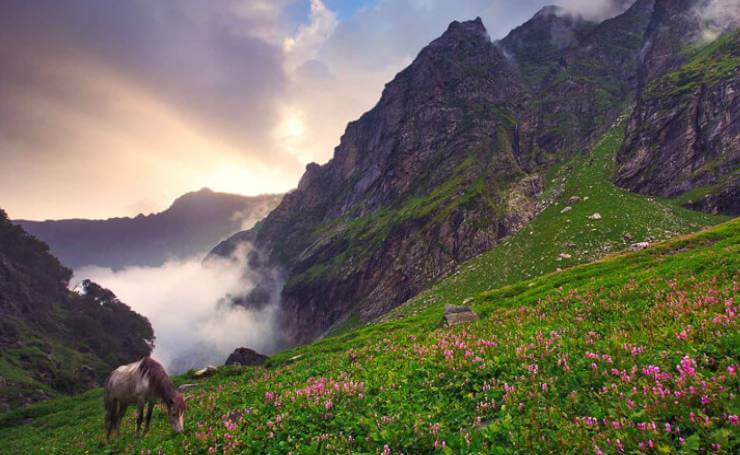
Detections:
0,0,607,220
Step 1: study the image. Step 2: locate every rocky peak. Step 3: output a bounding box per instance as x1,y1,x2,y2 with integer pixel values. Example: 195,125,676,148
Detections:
500,5,595,88
533,5,564,18
504,4,593,50
435,17,489,46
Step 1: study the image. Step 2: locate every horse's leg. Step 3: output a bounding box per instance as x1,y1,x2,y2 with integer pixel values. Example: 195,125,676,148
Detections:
144,401,154,434
105,401,114,441
114,401,125,438
106,399,119,440
135,403,144,436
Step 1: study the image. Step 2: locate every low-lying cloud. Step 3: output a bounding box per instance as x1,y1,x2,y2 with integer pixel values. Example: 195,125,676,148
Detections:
556,0,635,21
694,0,740,41
74,243,282,374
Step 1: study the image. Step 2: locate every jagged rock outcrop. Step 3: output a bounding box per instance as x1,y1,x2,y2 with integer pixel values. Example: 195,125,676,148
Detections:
213,4,659,347
616,1,739,215
0,209,154,409
16,189,282,269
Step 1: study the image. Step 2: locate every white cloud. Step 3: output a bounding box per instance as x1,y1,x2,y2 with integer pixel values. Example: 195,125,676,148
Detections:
556,0,635,21
283,0,338,71
695,0,740,41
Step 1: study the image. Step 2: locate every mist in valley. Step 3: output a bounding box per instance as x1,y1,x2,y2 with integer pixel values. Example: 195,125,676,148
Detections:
74,243,282,374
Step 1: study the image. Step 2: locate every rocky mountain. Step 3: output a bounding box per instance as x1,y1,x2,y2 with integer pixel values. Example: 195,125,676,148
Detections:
213,0,737,347
615,1,739,214
0,209,153,410
211,1,655,346
16,188,282,270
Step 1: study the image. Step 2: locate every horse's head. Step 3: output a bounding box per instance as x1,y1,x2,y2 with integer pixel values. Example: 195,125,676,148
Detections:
166,392,186,434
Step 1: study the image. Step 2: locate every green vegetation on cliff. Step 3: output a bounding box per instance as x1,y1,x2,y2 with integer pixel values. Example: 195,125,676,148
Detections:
383,120,722,321
647,29,740,98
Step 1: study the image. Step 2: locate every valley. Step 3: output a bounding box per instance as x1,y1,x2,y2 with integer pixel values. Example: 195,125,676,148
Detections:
0,0,737,453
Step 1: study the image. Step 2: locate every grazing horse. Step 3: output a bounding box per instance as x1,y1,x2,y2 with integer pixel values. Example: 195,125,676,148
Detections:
104,357,186,438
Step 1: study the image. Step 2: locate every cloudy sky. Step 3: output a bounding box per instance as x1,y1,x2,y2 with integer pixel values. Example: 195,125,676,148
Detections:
0,0,633,220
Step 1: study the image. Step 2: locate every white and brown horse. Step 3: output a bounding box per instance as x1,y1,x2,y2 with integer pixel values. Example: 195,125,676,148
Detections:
104,357,186,438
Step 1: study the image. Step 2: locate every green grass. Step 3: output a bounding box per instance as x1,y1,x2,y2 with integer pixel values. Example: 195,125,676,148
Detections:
1,122,736,453
381,119,723,322
1,218,737,454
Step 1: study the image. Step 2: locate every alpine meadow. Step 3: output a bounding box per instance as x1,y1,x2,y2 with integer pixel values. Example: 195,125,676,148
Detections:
0,0,737,453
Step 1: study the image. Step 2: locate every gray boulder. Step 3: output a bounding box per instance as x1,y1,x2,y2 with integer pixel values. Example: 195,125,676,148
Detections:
444,304,479,326
225,347,268,366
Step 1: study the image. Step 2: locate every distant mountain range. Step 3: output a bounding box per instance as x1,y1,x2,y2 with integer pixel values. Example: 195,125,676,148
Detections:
16,188,282,269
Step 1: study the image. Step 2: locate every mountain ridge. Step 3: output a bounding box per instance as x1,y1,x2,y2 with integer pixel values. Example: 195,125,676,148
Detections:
16,189,282,270
212,2,667,346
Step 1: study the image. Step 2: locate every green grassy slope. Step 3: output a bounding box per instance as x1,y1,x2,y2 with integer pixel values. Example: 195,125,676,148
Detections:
1,216,737,450
376,119,722,324
0,131,740,453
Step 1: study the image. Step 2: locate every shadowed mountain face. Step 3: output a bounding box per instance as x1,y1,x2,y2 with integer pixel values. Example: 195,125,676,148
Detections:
212,0,701,346
16,189,282,269
615,1,739,214
0,209,153,410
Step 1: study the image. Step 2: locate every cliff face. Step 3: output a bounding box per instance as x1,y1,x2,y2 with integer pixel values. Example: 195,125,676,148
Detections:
212,3,660,346
17,189,282,269
218,18,541,344
0,209,154,409
501,0,656,158
615,1,739,214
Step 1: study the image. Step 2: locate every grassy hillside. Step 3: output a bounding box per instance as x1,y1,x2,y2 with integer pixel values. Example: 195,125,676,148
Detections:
0,211,154,411
1,199,737,450
375,119,722,324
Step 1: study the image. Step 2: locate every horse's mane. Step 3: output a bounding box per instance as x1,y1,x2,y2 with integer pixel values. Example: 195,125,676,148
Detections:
138,357,185,412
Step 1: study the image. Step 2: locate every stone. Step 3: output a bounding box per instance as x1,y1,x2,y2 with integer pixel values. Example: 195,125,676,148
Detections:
623,233,634,241
629,242,650,252
560,206,572,213
287,354,304,363
568,196,582,205
225,347,268,367
444,304,479,326
588,212,602,220
559,252,572,259
193,366,217,378
178,383,198,392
